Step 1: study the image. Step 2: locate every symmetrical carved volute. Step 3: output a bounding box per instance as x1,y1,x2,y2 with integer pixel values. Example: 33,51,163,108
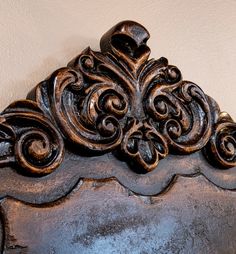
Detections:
0,20,235,177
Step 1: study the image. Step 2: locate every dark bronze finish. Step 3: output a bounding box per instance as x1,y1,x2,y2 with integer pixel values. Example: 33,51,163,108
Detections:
1,21,235,176
0,21,235,253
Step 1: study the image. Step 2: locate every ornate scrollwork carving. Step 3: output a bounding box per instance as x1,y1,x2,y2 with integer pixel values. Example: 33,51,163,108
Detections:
0,20,235,176
204,112,236,168
0,100,64,175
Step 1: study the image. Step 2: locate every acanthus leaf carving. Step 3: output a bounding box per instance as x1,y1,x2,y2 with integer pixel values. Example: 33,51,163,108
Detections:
203,112,236,168
0,20,235,176
0,100,64,175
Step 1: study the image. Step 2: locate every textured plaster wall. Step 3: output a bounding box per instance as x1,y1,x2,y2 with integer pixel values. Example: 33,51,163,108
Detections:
0,0,236,119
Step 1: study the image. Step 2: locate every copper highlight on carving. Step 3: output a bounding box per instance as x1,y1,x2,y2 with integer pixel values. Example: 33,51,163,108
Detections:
0,20,235,176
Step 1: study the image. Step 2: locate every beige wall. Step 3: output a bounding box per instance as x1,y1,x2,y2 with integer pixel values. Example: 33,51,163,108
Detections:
0,0,236,119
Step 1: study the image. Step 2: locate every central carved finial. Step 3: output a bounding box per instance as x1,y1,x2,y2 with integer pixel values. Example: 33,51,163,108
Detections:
0,20,235,175
62,20,212,172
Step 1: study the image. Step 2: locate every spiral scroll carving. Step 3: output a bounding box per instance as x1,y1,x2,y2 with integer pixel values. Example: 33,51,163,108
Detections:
203,112,236,168
0,20,235,176
0,101,64,175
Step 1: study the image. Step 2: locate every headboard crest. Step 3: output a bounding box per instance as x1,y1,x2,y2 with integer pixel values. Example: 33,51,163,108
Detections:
0,21,235,197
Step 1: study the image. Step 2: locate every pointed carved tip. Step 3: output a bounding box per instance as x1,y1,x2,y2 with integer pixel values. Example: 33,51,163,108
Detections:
101,21,150,47
100,20,150,57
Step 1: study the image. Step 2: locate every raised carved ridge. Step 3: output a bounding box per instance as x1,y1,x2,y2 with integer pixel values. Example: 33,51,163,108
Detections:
0,20,235,177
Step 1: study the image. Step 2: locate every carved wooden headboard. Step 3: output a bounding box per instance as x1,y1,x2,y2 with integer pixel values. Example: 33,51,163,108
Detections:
0,21,235,253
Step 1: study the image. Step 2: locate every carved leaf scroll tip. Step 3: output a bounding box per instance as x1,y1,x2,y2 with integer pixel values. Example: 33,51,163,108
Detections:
100,20,151,75
0,20,235,177
0,100,64,176
204,112,236,169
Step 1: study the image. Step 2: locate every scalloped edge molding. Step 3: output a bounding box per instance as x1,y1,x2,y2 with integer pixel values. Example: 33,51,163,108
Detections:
0,21,235,201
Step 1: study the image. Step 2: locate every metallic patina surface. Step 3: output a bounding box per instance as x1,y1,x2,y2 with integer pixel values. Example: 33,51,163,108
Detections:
0,21,235,253
2,176,236,253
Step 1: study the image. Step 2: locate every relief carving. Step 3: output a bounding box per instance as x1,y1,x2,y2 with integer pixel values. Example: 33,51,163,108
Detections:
0,20,235,177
